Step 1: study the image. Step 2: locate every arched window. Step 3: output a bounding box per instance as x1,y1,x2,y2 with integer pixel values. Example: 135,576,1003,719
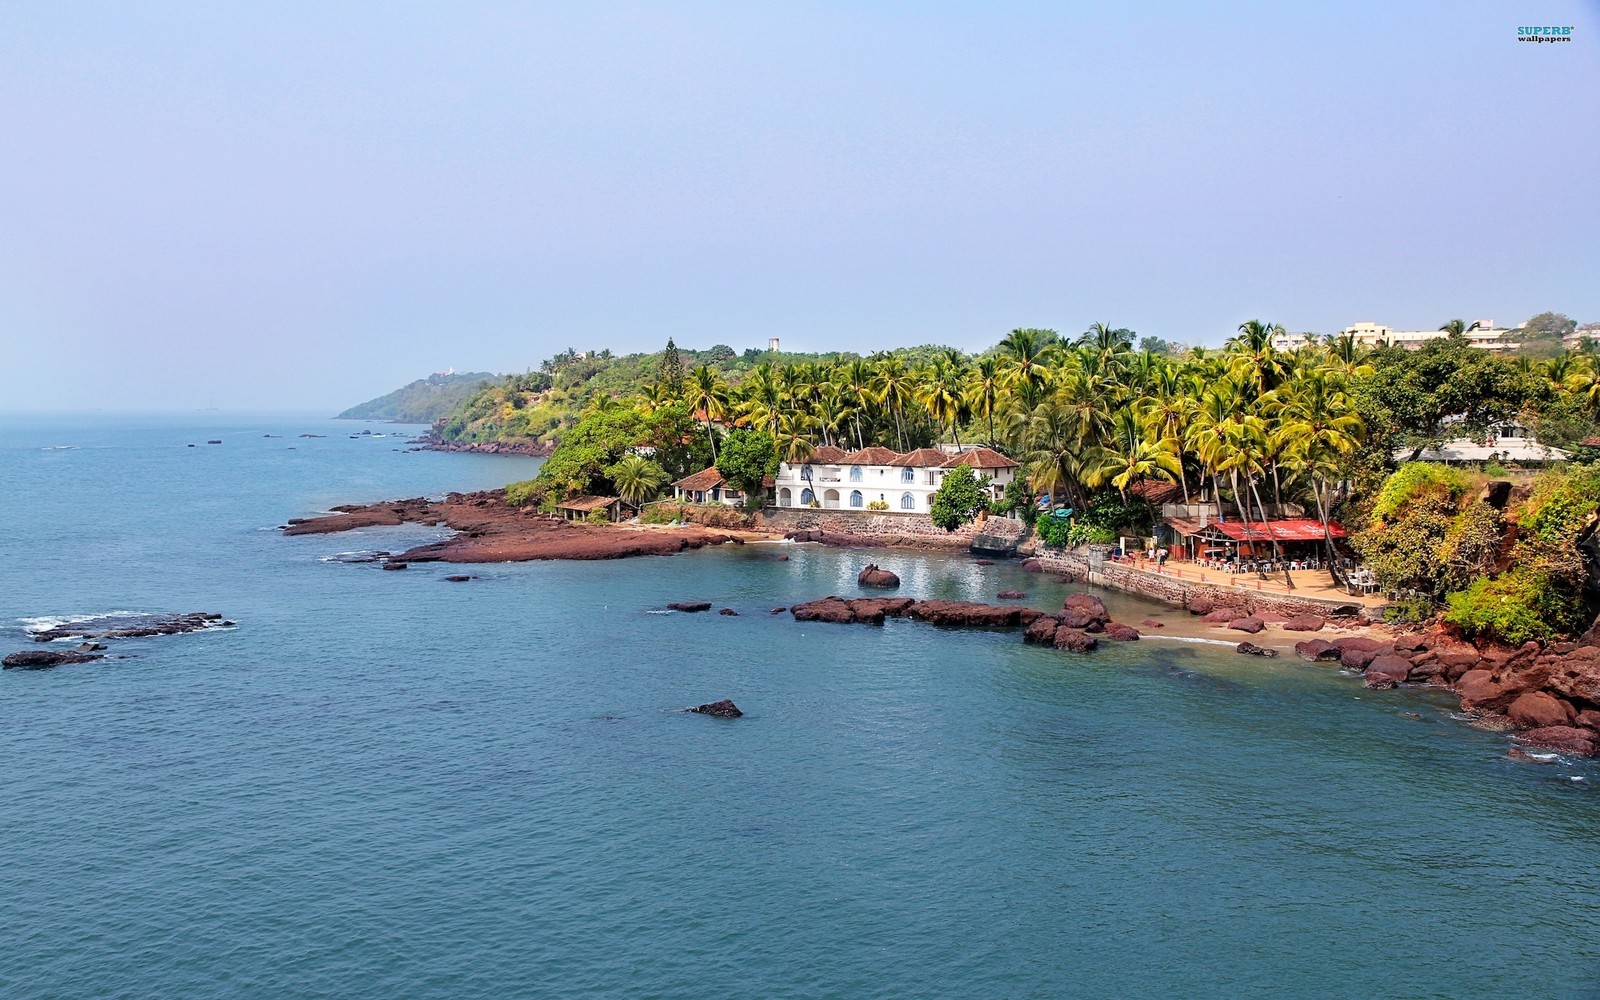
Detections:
849,490,863,508
800,488,814,505
801,465,813,480
901,492,915,510
901,467,914,482
778,488,792,506
850,466,863,482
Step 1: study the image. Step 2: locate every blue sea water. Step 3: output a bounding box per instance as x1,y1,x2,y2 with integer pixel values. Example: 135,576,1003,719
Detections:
3,413,1599,999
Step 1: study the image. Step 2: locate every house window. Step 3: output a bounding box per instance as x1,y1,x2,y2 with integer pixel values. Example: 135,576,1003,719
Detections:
850,490,863,508
901,467,914,482
779,488,792,506
802,465,813,480
801,488,814,505
850,466,862,482
901,492,915,510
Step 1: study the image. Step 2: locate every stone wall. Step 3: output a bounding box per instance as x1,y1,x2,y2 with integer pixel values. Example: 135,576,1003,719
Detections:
755,508,1026,549
1035,546,1370,618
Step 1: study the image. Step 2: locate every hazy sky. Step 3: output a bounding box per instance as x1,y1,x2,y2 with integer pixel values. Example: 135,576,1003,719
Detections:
4,2,1597,412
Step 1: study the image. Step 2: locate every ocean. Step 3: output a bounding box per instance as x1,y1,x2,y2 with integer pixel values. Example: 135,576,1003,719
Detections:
3,413,1598,999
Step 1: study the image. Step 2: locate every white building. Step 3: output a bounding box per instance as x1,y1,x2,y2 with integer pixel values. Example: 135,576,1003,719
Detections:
772,445,1019,511
1273,320,1516,353
1403,423,1569,465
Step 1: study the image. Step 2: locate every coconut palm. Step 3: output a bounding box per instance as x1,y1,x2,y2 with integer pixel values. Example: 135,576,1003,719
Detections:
612,454,667,509
687,364,730,463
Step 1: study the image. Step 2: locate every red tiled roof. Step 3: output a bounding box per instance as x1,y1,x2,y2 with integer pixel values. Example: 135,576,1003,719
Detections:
1128,479,1183,504
807,445,849,464
889,447,949,468
556,495,620,512
1166,516,1345,541
843,446,902,466
942,447,1019,470
673,467,725,491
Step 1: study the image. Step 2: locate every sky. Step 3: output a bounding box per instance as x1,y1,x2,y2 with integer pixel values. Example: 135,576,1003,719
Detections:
3,1,1598,412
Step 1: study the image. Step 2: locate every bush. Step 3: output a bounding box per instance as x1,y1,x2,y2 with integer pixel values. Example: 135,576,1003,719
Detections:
1067,523,1117,546
867,499,889,510
1382,593,1436,625
995,478,1038,526
505,479,543,507
1036,516,1070,548
1443,572,1564,645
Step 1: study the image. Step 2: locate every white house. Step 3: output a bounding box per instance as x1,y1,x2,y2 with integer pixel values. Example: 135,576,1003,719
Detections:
1402,423,1569,465
773,445,1019,511
672,467,744,505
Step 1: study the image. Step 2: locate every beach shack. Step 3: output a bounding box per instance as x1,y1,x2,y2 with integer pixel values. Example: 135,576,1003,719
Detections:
556,495,623,522
1163,516,1347,566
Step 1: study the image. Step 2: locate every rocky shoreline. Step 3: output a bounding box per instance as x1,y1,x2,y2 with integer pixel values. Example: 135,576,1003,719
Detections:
786,585,1600,758
283,490,749,562
413,434,554,457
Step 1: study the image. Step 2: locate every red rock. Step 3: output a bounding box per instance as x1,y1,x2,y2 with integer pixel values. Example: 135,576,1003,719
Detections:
1577,709,1600,731
857,564,901,589
1236,642,1276,657
1141,618,1165,628
1340,643,1389,670
1103,623,1141,641
1023,616,1061,645
790,597,858,624
1063,593,1110,621
1454,669,1529,713
381,561,408,570
1295,639,1340,662
1515,726,1597,756
1545,656,1600,705
1282,614,1325,632
1227,617,1264,634
908,600,1027,628
1051,627,1098,653
718,608,740,616
1366,655,1413,685
1188,595,1216,615
1253,609,1288,623
1508,692,1573,730
1364,674,1398,690
1020,559,1043,573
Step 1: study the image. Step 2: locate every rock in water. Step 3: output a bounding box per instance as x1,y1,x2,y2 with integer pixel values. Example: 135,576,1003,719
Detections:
718,608,740,616
997,590,1027,600
381,561,408,571
1236,642,1277,657
857,564,901,589
28,611,226,643
1020,559,1043,573
4,650,105,669
691,699,743,718
668,602,712,613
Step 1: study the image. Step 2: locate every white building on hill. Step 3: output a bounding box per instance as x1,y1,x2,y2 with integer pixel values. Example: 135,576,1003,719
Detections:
772,445,1019,511
1272,320,1516,353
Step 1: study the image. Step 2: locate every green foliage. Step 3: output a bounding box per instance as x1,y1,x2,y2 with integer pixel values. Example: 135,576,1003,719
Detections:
659,339,684,396
1436,501,1504,594
1369,463,1469,522
1067,523,1117,546
929,464,990,532
1444,572,1565,646
505,479,541,507
1076,491,1155,532
1382,593,1437,625
993,477,1037,526
1036,516,1070,548
1352,337,1543,460
337,372,498,423
716,429,779,504
867,499,889,510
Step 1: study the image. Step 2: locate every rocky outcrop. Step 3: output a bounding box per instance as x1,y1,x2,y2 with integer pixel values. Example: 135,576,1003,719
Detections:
3,649,105,669
1508,691,1573,730
691,699,743,718
857,564,901,589
1052,628,1098,653
1295,639,1341,661
1103,623,1141,641
1516,726,1596,756
1020,559,1043,573
908,600,1039,629
1236,642,1276,657
28,612,227,643
1282,614,1326,632
668,602,712,613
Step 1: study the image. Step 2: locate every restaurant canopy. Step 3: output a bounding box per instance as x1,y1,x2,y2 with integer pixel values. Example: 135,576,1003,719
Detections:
1165,517,1345,542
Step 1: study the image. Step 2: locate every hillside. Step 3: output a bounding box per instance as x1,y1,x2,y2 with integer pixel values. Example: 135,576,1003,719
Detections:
337,372,497,423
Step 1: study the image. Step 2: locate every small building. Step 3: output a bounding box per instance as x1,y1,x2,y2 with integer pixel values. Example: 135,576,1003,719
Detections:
1163,516,1346,561
1403,423,1569,465
672,467,749,505
556,495,622,522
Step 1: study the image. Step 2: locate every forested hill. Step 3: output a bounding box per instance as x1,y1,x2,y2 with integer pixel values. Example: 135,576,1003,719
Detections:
337,372,498,422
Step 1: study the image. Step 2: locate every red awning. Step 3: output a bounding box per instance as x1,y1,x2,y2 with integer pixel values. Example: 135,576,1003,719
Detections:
1209,518,1345,542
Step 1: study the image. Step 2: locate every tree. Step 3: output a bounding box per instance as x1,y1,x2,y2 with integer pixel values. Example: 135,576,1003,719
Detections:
610,454,667,508
717,430,779,507
658,339,684,398
1137,335,1174,355
1352,337,1539,460
929,463,990,531
688,364,730,463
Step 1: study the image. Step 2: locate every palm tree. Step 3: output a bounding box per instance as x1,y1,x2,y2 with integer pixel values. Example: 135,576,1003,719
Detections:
918,356,970,448
998,328,1055,407
1439,318,1480,338
688,364,730,463
612,454,667,509
841,357,875,450
871,357,916,450
968,356,1003,446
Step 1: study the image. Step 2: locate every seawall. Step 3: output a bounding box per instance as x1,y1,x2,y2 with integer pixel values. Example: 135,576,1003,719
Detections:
1035,546,1371,619
754,508,1028,550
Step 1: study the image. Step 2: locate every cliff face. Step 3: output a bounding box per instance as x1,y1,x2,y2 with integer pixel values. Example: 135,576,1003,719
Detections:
337,372,497,423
